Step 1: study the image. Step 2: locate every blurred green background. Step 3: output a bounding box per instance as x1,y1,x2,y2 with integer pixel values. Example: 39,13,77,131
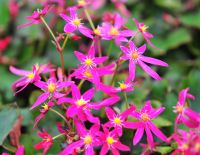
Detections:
0,0,200,154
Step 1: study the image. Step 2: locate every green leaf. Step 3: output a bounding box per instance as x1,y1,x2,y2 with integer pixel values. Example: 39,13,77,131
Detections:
180,9,200,29
155,146,173,154
154,0,182,11
152,116,172,127
0,108,18,145
0,0,9,30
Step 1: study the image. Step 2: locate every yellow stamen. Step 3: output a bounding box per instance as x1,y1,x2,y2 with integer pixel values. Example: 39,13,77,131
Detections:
141,113,150,122
72,18,81,26
78,0,86,6
131,52,139,59
84,70,92,78
195,143,200,151
94,28,101,35
76,98,87,106
48,82,56,93
176,105,184,113
85,58,93,66
42,103,49,111
84,135,93,144
114,117,121,125
140,25,148,32
182,143,188,150
110,27,119,36
27,73,34,79
119,83,127,89
107,136,115,145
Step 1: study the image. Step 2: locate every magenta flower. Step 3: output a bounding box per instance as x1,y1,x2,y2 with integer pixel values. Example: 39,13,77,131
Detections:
128,101,168,147
99,126,130,155
30,78,73,110
58,84,120,123
101,14,134,45
104,106,137,136
173,88,200,128
59,119,101,155
60,7,93,38
33,101,54,129
120,41,168,81
10,64,51,94
133,18,158,49
34,129,53,155
17,5,49,28
115,78,135,92
0,36,12,52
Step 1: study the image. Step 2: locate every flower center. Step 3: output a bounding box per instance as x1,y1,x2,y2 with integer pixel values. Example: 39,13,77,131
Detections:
119,83,127,89
48,82,56,93
84,135,93,144
141,113,150,122
27,73,34,79
131,52,139,59
107,136,114,145
85,58,93,66
72,18,81,26
42,103,49,111
78,0,86,6
110,27,119,36
181,143,188,150
139,25,148,32
114,117,121,125
176,105,184,113
76,98,87,106
84,70,93,78
195,143,200,151
45,138,52,142
94,28,101,35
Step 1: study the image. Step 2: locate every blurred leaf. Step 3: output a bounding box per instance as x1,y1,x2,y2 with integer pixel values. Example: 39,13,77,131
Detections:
152,116,172,127
0,108,18,145
180,9,200,29
20,108,33,126
154,0,182,11
155,146,173,154
0,0,9,30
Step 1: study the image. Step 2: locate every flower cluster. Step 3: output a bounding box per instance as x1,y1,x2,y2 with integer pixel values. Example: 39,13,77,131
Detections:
8,0,200,155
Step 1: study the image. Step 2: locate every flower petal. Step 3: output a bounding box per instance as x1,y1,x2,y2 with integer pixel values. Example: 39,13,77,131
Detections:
133,128,144,145
114,142,130,151
83,88,95,101
71,84,81,99
64,23,76,33
140,56,168,67
30,92,49,110
105,107,116,120
79,25,93,39
100,144,109,155
10,66,29,76
129,61,136,81
74,51,86,62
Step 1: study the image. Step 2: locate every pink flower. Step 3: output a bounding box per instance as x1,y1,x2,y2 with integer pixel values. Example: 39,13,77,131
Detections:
120,41,168,81
101,14,134,45
133,18,158,49
99,126,130,155
173,88,200,128
0,36,12,52
59,119,101,155
60,7,93,38
58,84,120,123
9,0,19,19
18,5,49,28
33,101,54,129
10,64,51,94
34,130,53,155
30,78,73,110
104,106,137,136
129,101,168,148
115,78,135,92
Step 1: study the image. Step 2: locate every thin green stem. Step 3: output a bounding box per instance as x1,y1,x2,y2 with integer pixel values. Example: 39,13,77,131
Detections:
61,34,69,51
59,52,65,76
84,8,95,31
53,133,65,140
78,79,85,89
123,92,129,109
106,41,113,57
2,144,16,153
128,30,139,43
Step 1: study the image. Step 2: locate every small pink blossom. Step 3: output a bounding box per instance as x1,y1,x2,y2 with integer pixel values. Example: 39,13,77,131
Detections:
115,78,135,92
120,41,168,81
34,130,53,155
128,101,168,148
0,37,12,52
60,7,93,38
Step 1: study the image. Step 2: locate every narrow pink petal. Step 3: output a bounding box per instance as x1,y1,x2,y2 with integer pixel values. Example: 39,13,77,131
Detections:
34,81,47,90
120,46,129,55
131,111,141,119
138,60,161,80
74,51,86,62
105,107,116,120
120,105,136,120
120,30,135,37
129,61,136,81
33,113,45,129
74,118,87,136
150,107,165,119
138,44,146,54
120,55,129,61
114,13,123,29
143,35,160,50
59,140,84,155
144,31,153,38
184,108,200,122
59,13,70,22
57,81,73,89
148,122,168,142
145,126,154,148
66,105,78,118
71,84,81,99
123,122,144,129
85,146,94,155
85,110,100,124
30,92,49,110
94,56,108,64
69,7,77,19
182,116,199,128
64,23,76,33
83,88,95,101
111,148,120,155
132,18,139,28
178,88,189,105
114,142,130,151
140,56,168,67
79,25,93,39
17,21,38,29
16,145,24,155
129,41,136,50
133,128,144,145
100,144,109,155
57,97,74,105
10,66,29,76
88,45,95,57
97,64,115,76
54,92,65,98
